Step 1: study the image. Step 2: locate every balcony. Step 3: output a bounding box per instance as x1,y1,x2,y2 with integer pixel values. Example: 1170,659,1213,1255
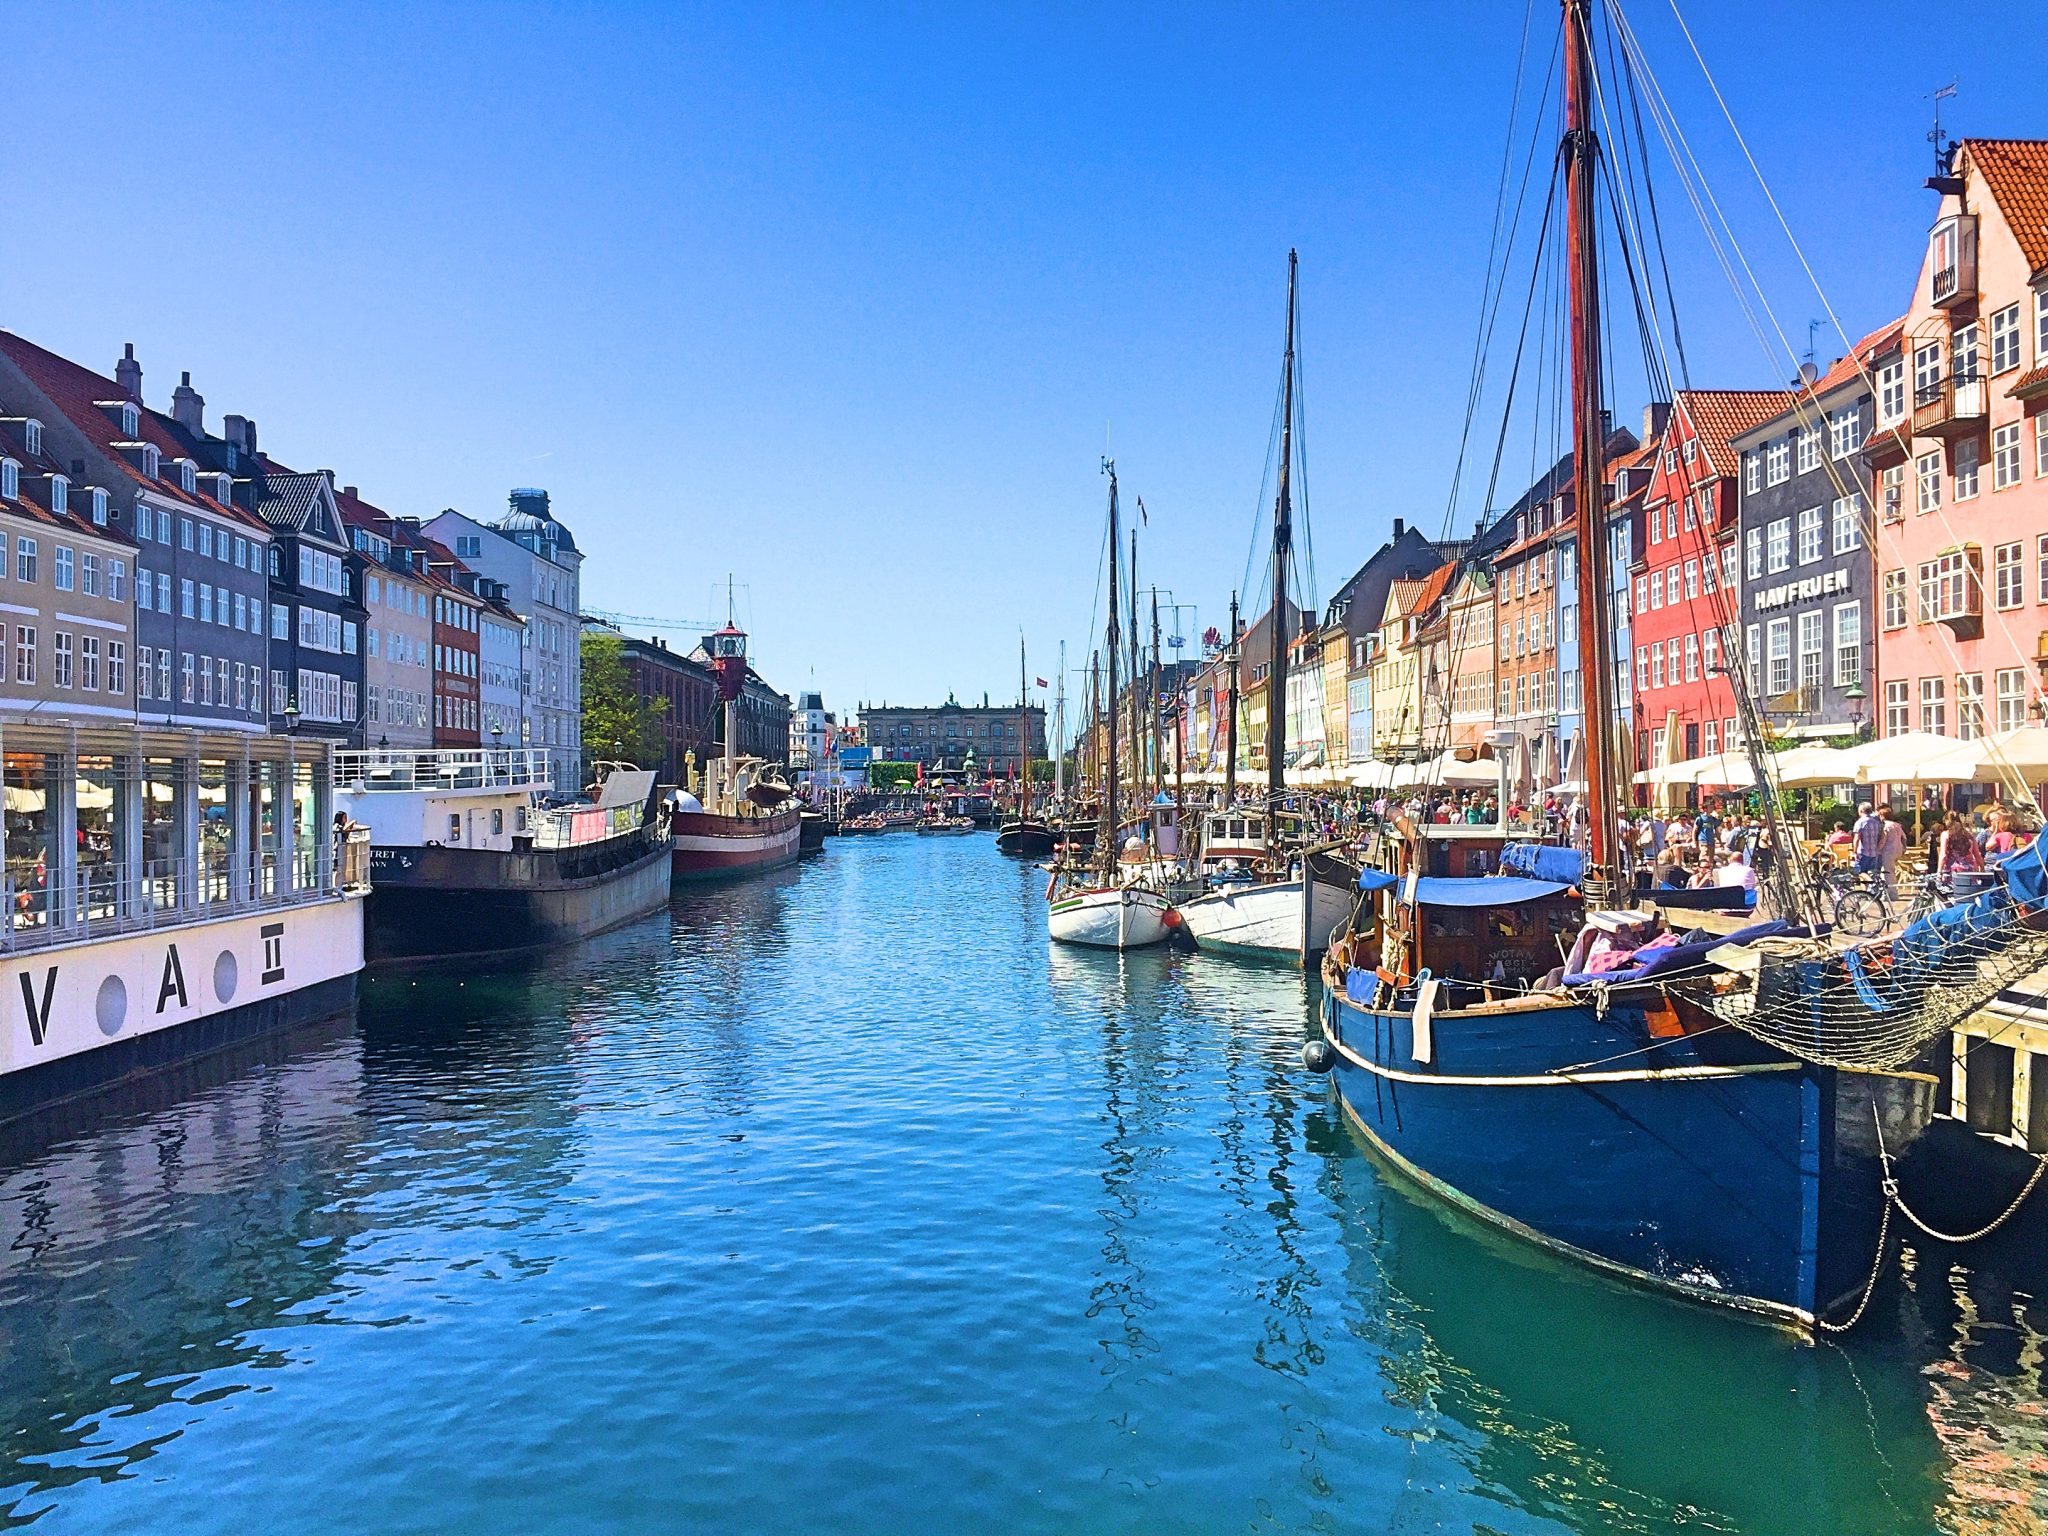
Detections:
1912,372,1987,441
1859,423,1912,468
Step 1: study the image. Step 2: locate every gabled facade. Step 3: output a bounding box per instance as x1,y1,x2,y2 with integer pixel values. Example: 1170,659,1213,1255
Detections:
1442,565,1496,752
337,486,435,749
1732,326,1894,742
1633,389,1792,769
425,491,582,787
1368,577,1426,760
255,465,364,742
1871,139,2048,752
0,396,135,721
0,337,271,731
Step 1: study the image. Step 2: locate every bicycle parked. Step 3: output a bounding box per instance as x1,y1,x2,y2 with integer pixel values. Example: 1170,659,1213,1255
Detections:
1822,868,1955,939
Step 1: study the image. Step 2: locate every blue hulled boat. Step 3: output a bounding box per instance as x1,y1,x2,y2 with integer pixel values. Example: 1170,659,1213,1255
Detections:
1317,868,1932,1325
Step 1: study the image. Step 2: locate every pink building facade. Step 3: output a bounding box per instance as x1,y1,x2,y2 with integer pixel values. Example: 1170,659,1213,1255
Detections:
1873,139,2048,778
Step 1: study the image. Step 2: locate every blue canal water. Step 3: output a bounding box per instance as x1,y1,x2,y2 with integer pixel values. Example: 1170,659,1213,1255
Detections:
1,833,2045,1533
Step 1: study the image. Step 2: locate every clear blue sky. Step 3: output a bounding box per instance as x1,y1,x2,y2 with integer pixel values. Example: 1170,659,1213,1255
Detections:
10,2,2042,725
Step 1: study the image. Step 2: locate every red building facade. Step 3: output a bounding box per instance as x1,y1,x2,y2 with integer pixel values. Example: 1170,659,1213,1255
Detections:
1630,390,1791,777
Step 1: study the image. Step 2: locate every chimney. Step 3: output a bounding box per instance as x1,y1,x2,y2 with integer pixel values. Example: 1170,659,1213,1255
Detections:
344,485,359,500
1641,401,1670,440
1392,517,1406,539
171,370,204,432
114,343,142,402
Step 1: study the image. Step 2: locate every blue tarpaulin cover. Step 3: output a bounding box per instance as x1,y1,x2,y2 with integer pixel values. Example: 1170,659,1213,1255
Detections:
1999,841,2048,910
1501,842,1585,885
1354,867,1567,906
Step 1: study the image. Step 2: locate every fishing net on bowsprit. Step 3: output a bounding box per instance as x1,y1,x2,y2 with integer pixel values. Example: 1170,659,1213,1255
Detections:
1673,846,2048,1072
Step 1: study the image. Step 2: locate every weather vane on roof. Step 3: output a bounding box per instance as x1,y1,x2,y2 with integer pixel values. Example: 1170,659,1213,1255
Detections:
1928,79,1959,179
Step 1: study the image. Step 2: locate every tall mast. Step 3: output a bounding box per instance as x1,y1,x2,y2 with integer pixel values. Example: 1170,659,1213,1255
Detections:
1054,641,1066,802
1563,0,1617,900
1128,529,1142,802
1017,633,1030,819
1225,590,1241,809
1088,650,1100,799
1266,249,1298,846
1149,590,1164,797
1101,463,1122,869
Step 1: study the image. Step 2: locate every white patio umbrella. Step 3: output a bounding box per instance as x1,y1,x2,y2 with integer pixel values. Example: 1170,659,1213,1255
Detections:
1767,744,1861,789
1849,731,1976,785
1951,726,2048,782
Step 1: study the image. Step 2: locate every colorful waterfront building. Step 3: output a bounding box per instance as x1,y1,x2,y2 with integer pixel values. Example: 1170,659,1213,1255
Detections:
1870,139,2048,766
1631,389,1792,772
1730,325,1897,743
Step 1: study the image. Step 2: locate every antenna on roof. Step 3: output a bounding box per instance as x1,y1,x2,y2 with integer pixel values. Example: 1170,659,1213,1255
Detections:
1804,319,1822,371
1927,79,1959,180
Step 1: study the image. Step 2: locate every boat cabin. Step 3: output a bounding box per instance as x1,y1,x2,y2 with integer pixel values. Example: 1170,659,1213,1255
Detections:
1198,808,1268,866
1358,870,1580,993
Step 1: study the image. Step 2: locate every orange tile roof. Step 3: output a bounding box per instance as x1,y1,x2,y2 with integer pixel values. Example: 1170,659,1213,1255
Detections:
1807,316,1906,395
1673,389,1797,478
1409,559,1458,616
1965,139,2048,277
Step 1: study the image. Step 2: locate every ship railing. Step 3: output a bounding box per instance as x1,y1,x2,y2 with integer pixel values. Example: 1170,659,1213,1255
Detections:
529,800,650,850
332,747,552,795
0,845,344,956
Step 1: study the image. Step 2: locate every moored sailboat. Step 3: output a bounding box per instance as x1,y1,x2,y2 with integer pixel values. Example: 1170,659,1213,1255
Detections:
1306,0,1943,1329
996,637,1055,857
669,621,802,880
1047,461,1173,950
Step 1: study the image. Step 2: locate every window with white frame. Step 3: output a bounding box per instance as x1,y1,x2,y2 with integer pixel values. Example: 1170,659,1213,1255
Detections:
1650,645,1665,688
0,460,20,502
1881,463,1905,522
1766,439,1790,485
2039,414,2048,477
1797,507,1822,565
49,476,66,516
1829,403,1863,458
1914,342,1942,400
1883,568,1906,630
1955,437,1980,499
1683,559,1698,600
1766,517,1791,573
1991,303,2021,374
15,537,35,583
1684,633,1699,682
1831,493,1862,553
108,559,126,602
1649,571,1662,610
108,640,124,697
80,552,98,597
1743,451,1761,494
1886,680,1909,737
2039,288,2048,363
1955,321,1980,382
1704,627,1720,674
1766,618,1791,694
1746,527,1763,579
1998,668,2028,732
1797,425,1820,473
1797,610,1823,693
1917,452,1943,513
1958,672,1985,739
1921,676,1946,734
1722,545,1737,588
53,632,71,689
1703,719,1719,756
1746,623,1761,689
1918,561,1939,623
1993,422,2021,490
1995,542,2024,609
1833,601,1860,688
53,546,72,592
1702,555,1717,595
1877,358,1905,425
79,635,99,692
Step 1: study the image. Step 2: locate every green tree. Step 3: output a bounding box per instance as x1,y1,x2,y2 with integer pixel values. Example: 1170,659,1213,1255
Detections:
581,629,667,772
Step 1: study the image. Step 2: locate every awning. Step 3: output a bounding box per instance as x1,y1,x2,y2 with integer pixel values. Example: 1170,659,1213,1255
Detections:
1356,868,1569,906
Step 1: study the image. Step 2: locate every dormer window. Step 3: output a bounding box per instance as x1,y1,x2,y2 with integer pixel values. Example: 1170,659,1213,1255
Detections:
142,444,160,478
49,476,67,516
120,403,139,436
213,473,233,503
176,459,196,493
90,488,108,526
0,459,16,501
23,420,41,456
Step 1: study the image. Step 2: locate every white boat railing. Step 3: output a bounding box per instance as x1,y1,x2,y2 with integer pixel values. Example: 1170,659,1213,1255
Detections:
0,833,364,956
333,747,552,794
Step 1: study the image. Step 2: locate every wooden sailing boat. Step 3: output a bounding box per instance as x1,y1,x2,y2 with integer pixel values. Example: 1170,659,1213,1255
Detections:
1047,461,1172,949
995,636,1055,856
1177,253,1349,963
1307,0,1936,1329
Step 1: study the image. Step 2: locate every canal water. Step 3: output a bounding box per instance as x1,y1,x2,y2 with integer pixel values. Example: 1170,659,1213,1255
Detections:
1,833,2044,1533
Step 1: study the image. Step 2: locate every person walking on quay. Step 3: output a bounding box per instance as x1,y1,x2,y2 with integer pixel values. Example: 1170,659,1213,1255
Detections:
1851,801,1884,878
1877,805,1907,895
